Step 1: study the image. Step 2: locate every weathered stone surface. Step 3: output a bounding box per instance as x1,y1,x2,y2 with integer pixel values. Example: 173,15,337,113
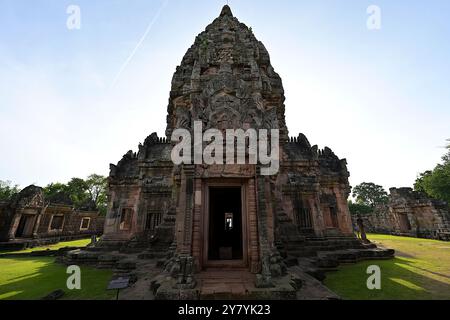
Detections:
116,259,137,271
353,188,450,241
0,185,104,244
85,5,394,300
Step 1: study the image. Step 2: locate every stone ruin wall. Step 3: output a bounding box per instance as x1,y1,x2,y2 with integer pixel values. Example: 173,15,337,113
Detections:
102,135,176,249
353,188,450,241
0,186,104,243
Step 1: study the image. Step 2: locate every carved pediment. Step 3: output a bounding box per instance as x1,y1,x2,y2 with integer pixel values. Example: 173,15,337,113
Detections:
11,185,45,209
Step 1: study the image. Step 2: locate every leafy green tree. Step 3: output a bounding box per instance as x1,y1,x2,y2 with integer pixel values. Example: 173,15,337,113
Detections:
0,180,21,201
85,174,107,215
43,175,108,215
96,192,108,216
414,171,433,194
352,182,388,207
414,140,450,203
442,139,450,163
348,201,374,215
43,182,68,199
66,178,89,207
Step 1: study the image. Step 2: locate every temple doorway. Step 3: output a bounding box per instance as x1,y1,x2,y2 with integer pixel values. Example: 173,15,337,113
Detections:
15,214,36,238
399,213,412,232
207,187,243,262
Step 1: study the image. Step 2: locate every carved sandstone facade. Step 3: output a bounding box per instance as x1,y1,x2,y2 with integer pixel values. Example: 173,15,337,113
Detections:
0,185,104,249
99,6,376,294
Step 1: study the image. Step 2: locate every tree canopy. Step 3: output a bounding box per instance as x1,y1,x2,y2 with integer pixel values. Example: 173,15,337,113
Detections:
348,201,374,216
2,175,107,214
0,180,21,201
43,174,107,215
351,182,388,208
414,140,450,203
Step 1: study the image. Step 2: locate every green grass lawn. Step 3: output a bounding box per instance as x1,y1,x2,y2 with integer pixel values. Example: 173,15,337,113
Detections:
0,238,93,255
324,234,450,300
0,256,115,300
0,239,114,300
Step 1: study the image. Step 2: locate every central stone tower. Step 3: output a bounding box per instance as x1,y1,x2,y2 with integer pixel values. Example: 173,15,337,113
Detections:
96,6,386,299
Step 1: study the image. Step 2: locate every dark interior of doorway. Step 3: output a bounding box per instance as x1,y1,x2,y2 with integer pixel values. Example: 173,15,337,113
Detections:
15,215,33,238
208,187,243,261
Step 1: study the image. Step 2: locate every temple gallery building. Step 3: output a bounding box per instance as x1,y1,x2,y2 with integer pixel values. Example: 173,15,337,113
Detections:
0,186,104,250
78,6,392,298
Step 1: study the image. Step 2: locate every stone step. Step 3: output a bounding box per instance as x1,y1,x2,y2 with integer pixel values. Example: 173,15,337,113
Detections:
286,244,361,254
316,248,395,264
286,249,318,258
138,251,168,260
304,239,361,245
115,259,137,271
283,256,299,267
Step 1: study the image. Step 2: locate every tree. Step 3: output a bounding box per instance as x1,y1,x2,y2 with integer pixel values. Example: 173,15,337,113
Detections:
0,180,21,201
85,174,107,215
42,175,108,215
348,201,374,216
43,182,68,199
352,182,388,207
66,178,89,207
414,171,433,194
414,140,450,203
442,139,450,163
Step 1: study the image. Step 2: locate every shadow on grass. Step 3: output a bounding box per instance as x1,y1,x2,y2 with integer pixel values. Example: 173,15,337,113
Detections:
0,257,115,300
387,249,416,259
410,265,450,280
324,257,450,300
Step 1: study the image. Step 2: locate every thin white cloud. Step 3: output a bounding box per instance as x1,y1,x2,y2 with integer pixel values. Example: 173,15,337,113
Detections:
111,0,169,88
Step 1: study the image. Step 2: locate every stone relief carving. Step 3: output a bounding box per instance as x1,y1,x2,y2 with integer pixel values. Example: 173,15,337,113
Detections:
195,164,255,178
175,107,191,130
144,176,169,187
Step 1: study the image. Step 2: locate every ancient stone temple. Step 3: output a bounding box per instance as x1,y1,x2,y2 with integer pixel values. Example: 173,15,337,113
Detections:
0,186,104,250
354,188,450,241
92,6,392,299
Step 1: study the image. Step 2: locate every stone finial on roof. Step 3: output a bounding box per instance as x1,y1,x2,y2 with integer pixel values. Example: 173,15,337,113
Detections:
220,5,233,17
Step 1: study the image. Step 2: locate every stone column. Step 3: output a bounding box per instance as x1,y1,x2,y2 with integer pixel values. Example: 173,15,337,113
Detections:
178,165,195,255
247,178,260,273
255,172,275,288
334,186,353,235
309,193,325,237
8,212,21,240
32,210,43,239
171,165,197,289
191,178,202,269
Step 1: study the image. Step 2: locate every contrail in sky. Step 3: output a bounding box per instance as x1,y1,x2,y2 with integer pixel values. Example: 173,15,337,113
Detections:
111,0,169,88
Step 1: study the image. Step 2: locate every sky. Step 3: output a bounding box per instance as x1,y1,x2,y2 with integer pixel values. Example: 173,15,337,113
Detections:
0,0,449,192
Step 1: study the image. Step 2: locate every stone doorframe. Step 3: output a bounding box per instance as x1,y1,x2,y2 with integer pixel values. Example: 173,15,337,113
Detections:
8,208,42,240
191,178,260,273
